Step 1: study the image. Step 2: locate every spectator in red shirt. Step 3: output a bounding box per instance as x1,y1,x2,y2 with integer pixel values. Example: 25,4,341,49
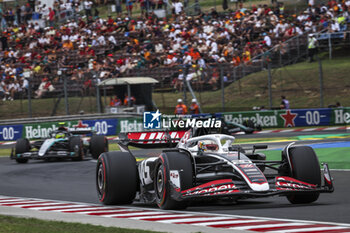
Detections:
48,8,55,27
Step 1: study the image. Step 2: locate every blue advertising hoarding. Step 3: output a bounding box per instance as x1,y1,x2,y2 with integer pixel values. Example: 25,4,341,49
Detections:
0,125,23,141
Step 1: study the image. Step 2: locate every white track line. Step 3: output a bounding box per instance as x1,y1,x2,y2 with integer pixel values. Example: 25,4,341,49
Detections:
129,214,189,220
45,206,103,212
273,226,350,232
232,222,309,230
157,216,232,224
279,129,295,133
0,200,47,205
64,208,132,214
29,204,89,210
193,219,267,226
324,127,342,130
257,130,273,134
0,198,38,203
59,207,122,213
303,128,319,131
1,202,53,208
103,211,166,218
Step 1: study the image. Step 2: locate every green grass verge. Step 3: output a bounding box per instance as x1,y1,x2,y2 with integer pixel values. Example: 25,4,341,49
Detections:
0,215,162,233
0,96,100,119
264,147,350,169
154,56,350,113
0,149,11,157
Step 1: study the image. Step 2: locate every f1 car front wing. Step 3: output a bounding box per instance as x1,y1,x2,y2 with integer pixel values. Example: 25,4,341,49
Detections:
10,150,76,160
171,163,334,201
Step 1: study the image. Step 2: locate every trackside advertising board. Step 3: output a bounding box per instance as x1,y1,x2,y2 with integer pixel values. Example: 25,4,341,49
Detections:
0,108,349,141
23,119,118,140
0,125,23,141
221,108,334,128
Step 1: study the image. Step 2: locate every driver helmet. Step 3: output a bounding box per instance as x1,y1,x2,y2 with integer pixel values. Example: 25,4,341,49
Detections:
57,122,67,131
198,140,219,152
55,132,65,139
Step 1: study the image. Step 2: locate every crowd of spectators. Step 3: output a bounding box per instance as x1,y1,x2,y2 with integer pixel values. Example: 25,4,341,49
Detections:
0,0,349,100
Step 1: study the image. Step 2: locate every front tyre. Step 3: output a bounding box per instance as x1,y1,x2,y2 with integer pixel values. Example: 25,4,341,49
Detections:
154,151,193,210
243,119,255,134
15,138,30,163
70,137,84,161
96,152,137,205
90,135,108,159
285,146,321,204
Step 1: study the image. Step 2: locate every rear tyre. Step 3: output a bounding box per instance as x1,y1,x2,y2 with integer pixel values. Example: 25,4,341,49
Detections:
15,138,30,163
96,152,137,205
154,151,193,210
285,146,321,204
90,135,108,159
70,137,84,161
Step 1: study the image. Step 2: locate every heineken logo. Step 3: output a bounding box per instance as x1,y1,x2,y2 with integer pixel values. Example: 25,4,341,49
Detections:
25,125,59,139
334,109,350,124
224,113,278,127
120,119,143,133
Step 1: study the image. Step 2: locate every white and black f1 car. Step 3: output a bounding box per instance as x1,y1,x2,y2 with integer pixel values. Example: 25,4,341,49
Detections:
11,126,108,163
96,129,333,209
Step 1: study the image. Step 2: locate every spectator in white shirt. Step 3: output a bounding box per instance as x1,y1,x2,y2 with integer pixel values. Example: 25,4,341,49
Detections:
172,0,183,15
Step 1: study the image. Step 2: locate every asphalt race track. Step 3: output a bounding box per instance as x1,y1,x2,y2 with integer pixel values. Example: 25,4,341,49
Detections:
0,129,349,226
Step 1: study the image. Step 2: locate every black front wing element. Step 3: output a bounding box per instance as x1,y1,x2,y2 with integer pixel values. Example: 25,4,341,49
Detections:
10,150,76,160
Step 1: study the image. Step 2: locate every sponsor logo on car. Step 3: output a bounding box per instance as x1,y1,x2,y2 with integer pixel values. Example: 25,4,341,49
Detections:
183,184,238,196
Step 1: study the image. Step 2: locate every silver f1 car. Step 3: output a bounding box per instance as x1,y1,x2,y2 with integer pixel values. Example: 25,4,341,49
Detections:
11,126,108,163
96,129,333,209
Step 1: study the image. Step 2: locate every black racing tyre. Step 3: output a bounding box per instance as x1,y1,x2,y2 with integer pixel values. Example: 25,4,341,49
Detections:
70,136,84,161
243,119,255,129
90,135,109,159
96,152,137,205
154,151,193,210
285,146,321,204
256,124,262,131
15,138,30,163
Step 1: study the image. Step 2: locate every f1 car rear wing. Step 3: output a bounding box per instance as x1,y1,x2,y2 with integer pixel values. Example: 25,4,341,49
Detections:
68,127,94,135
117,130,190,150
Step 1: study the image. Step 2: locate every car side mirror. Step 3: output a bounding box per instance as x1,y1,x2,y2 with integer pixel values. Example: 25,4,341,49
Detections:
253,145,268,150
253,145,268,154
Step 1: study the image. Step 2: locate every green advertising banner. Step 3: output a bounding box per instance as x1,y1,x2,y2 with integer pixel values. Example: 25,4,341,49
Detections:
117,117,143,133
23,121,79,139
332,108,350,125
221,110,283,128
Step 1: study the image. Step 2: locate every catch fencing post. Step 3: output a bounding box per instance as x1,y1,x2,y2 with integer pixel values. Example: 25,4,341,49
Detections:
297,35,300,58
23,71,32,118
63,71,69,115
328,33,332,60
268,63,272,109
220,64,225,112
183,65,188,106
96,77,101,113
317,55,324,108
